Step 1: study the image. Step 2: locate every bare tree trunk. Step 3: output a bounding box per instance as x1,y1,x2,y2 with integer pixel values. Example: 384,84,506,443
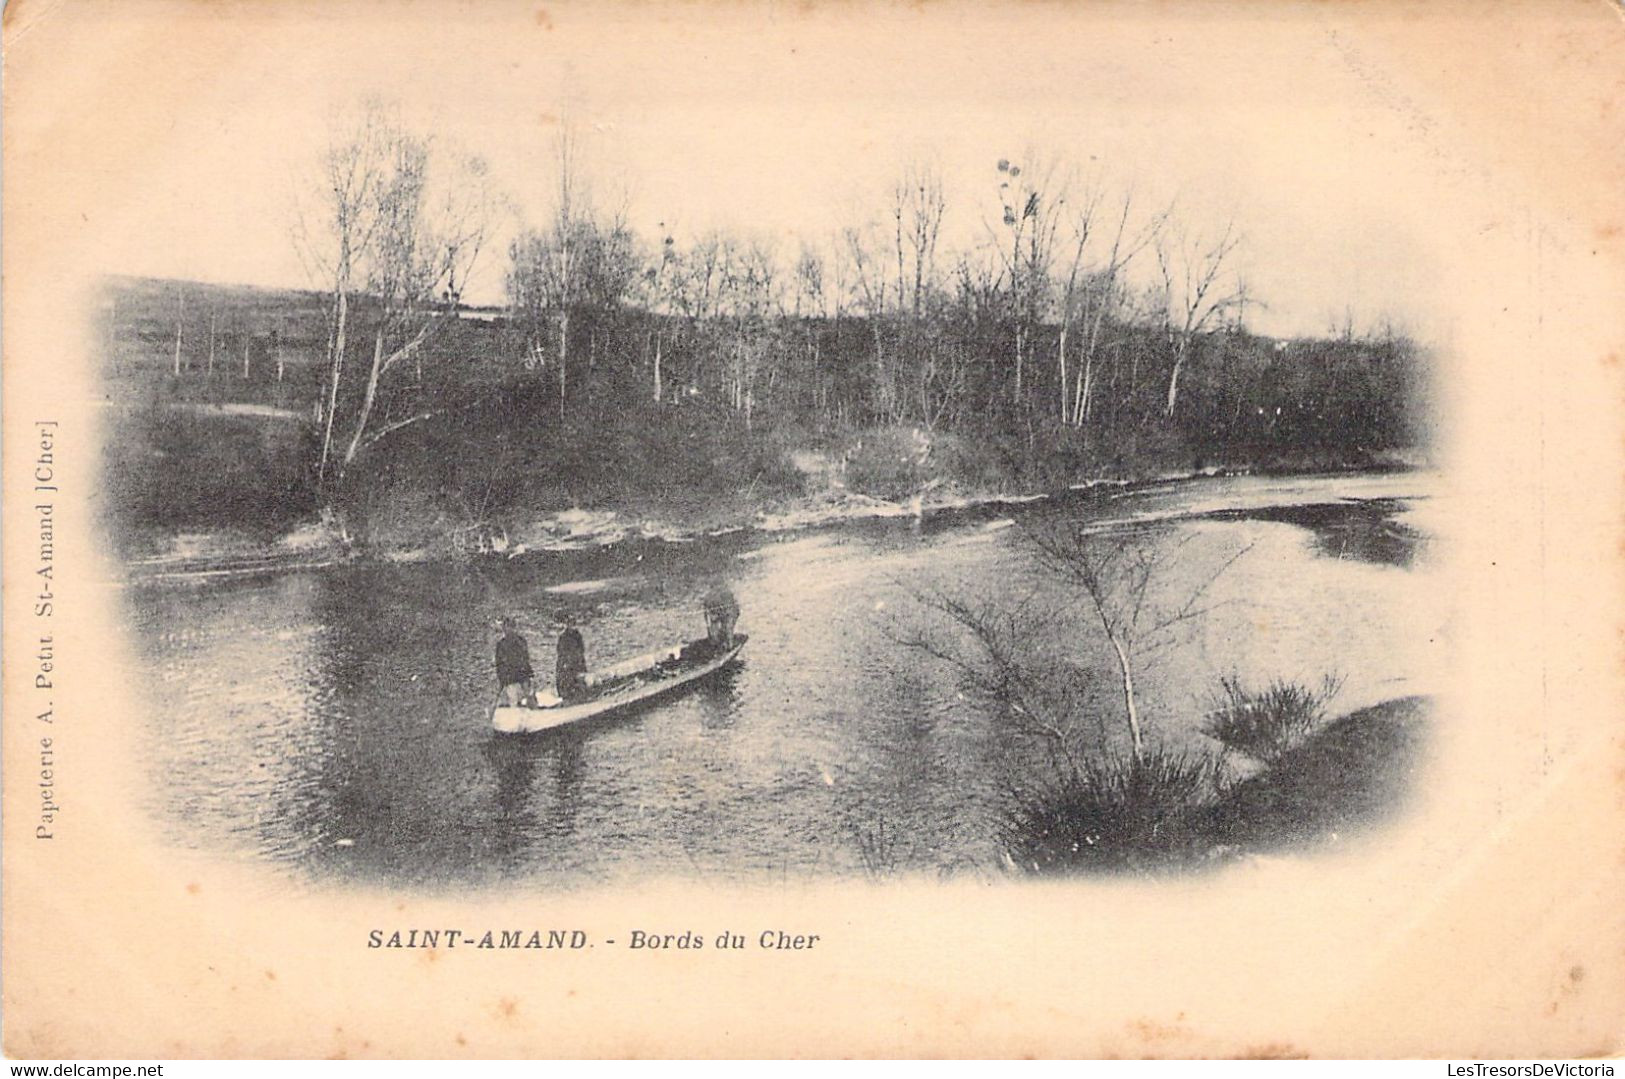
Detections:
1129,349,1140,422
812,337,823,418
557,308,569,420
1014,324,1024,404
1077,350,1094,427
1078,297,1111,427
653,329,662,403
207,311,216,375
172,289,184,376
1057,322,1069,425
319,286,349,480
872,322,888,422
342,329,388,467
1165,340,1187,418
242,335,251,379
1109,635,1144,761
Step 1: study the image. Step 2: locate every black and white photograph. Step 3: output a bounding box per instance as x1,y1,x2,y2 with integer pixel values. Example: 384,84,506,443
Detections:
4,0,1622,1061
96,9,1444,889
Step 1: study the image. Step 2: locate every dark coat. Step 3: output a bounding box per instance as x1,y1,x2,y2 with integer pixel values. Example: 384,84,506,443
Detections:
555,627,588,699
495,632,534,686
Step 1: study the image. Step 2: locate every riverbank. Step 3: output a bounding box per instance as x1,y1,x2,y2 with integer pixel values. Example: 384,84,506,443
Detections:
1003,695,1437,877
1198,695,1435,861
115,448,1432,584
117,450,1433,582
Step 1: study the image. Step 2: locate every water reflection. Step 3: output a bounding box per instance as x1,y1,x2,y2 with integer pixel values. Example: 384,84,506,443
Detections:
1212,498,1427,568
692,669,743,730
486,732,586,874
120,473,1442,888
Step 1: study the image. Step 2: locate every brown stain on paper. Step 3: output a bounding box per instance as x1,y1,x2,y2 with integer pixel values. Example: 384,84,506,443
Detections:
1236,1043,1310,1060
1127,1017,1188,1045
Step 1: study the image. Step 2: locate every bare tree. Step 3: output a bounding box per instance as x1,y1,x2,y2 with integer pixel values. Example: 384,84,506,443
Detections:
507,130,639,418
822,165,954,429
1026,522,1252,760
507,131,582,416
1155,217,1243,419
1055,180,1165,426
896,516,1251,780
294,100,395,482
840,221,899,423
337,137,498,468
294,101,500,479
792,243,828,417
992,156,1066,410
893,162,946,321
893,584,1100,777
826,230,856,426
547,129,585,415
716,237,781,425
641,225,679,403
206,307,217,375
171,285,185,376
949,248,1005,419
892,163,952,428
652,230,729,403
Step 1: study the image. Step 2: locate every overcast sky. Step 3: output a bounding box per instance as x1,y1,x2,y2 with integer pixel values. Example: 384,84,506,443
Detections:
85,3,1466,340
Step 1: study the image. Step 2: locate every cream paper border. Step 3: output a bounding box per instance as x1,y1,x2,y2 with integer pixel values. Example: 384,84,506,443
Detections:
4,0,1623,1059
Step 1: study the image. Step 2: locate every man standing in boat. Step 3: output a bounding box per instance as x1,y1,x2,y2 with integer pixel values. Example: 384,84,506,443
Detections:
494,617,534,708
703,582,740,650
555,616,589,702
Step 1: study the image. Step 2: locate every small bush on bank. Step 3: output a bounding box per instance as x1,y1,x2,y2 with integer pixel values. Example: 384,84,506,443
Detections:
842,426,934,499
924,428,1019,494
1000,747,1221,874
1203,674,1344,765
841,425,1024,500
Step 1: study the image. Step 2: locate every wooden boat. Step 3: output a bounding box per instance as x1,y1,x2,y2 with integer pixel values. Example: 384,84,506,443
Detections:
492,634,748,734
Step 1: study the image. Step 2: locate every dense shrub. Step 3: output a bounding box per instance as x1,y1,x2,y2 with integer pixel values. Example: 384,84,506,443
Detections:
928,430,1012,494
841,426,934,498
1202,674,1344,764
100,406,318,538
840,425,1024,499
1000,747,1221,874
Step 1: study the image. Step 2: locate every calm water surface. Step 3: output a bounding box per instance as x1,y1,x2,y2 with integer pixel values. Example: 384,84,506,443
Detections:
121,472,1444,888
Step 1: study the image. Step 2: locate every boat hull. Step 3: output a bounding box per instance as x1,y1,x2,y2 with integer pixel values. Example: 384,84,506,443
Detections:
492,635,747,734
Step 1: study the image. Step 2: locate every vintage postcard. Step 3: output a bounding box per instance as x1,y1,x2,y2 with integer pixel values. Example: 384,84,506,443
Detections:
4,0,1622,1060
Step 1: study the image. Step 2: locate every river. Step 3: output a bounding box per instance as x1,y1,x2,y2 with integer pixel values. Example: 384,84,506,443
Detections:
119,471,1444,889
